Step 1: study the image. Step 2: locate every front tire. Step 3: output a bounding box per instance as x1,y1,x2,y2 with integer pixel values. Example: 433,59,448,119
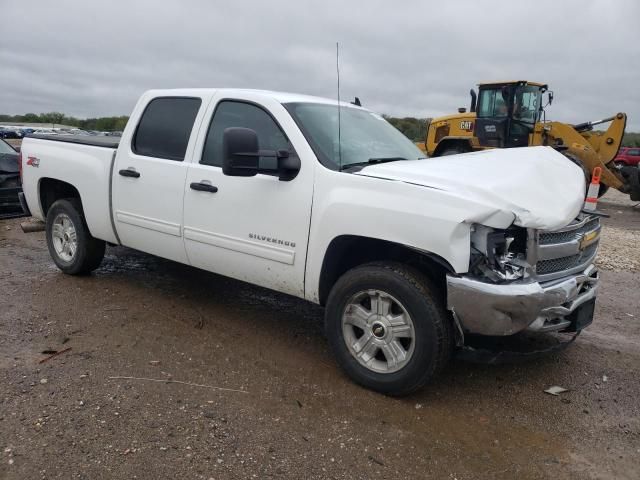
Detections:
325,262,453,396
45,199,105,275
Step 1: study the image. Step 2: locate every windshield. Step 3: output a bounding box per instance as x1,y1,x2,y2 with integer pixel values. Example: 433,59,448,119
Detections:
0,140,16,154
477,85,542,124
284,102,425,170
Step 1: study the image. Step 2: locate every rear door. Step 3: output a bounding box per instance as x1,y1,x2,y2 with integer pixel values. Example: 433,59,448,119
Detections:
112,94,208,263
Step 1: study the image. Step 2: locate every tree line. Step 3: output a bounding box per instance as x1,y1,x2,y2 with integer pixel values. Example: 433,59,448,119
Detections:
383,115,430,142
623,132,640,147
0,112,128,132
1,112,639,146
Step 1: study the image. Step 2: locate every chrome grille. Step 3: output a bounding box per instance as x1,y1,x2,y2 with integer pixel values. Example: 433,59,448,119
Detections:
538,218,599,245
534,216,600,280
536,243,598,275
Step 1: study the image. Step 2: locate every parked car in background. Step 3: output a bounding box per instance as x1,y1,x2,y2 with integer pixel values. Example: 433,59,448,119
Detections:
0,128,20,139
614,147,640,168
32,128,58,135
0,138,22,218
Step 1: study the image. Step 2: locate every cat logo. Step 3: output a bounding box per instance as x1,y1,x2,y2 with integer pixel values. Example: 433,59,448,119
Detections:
460,121,473,131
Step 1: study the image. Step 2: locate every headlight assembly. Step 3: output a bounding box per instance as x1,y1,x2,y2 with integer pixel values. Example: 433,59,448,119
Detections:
470,224,530,282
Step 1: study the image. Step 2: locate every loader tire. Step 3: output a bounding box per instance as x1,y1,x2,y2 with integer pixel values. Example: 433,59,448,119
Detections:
563,152,609,198
440,146,467,156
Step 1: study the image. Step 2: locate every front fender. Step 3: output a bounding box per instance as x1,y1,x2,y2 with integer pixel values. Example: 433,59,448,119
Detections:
303,168,517,303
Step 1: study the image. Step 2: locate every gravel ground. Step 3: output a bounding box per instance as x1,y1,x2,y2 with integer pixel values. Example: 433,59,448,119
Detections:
1,200,639,480
597,189,640,271
596,227,640,271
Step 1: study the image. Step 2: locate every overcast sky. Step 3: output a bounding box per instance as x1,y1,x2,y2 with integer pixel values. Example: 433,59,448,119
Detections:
1,0,639,130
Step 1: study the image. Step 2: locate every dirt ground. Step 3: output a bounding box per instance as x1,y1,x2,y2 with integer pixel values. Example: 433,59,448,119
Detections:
1,196,639,479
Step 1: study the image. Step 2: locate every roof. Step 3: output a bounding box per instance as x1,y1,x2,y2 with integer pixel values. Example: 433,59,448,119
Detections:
142,88,358,107
477,80,547,88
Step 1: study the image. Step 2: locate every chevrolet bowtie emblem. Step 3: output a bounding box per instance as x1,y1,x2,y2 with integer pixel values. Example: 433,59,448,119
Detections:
579,230,599,250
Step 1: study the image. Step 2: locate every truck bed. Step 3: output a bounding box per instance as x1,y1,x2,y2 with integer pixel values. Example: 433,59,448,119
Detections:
28,134,120,149
20,134,119,244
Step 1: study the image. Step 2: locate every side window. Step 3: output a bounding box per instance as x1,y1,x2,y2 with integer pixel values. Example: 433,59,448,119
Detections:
201,101,291,167
514,91,537,123
132,97,202,161
629,148,640,156
477,90,496,118
478,89,508,118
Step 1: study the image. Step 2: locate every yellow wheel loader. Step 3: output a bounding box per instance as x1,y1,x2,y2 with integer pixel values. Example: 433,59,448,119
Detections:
420,80,640,200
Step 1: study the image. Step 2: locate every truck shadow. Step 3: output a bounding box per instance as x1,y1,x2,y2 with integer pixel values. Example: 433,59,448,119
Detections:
89,245,571,397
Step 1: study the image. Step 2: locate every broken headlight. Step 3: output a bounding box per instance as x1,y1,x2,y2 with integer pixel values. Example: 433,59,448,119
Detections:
469,225,529,282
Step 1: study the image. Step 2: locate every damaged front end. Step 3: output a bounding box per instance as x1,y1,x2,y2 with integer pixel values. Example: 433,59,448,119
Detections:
446,214,601,338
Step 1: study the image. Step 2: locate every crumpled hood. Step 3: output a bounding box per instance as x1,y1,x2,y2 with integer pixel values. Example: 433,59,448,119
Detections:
355,146,585,230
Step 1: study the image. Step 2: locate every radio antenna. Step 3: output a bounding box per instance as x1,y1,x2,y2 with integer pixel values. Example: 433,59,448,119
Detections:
336,42,342,169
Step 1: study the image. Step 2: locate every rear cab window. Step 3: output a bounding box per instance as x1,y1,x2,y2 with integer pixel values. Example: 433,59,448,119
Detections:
132,97,202,161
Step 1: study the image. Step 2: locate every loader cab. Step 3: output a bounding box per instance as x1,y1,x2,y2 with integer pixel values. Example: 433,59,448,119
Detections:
474,81,547,148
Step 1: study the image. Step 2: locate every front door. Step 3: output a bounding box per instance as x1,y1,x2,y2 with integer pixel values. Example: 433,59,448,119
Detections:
112,95,205,263
506,86,539,148
183,97,313,297
475,87,509,148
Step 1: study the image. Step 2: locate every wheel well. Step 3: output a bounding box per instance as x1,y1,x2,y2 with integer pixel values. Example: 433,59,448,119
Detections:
433,139,472,157
318,235,453,306
39,178,81,216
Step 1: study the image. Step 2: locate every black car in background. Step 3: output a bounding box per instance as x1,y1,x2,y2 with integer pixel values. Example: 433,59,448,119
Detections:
0,128,21,139
0,139,23,218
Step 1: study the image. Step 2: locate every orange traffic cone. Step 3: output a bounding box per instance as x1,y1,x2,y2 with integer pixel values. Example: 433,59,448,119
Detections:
583,167,602,212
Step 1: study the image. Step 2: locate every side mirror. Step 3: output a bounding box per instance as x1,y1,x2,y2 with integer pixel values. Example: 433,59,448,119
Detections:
547,91,554,105
222,127,300,181
223,127,260,177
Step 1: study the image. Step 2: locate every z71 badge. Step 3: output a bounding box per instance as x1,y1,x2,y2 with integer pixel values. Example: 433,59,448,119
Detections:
460,121,473,131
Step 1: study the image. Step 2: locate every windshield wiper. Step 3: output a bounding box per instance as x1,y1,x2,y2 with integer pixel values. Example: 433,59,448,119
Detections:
340,157,407,171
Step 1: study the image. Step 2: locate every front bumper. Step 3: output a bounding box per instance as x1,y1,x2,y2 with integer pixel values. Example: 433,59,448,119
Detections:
446,265,599,336
0,186,24,219
18,191,31,216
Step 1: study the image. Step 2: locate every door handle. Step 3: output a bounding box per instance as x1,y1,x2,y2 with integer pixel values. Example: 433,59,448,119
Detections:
190,181,218,193
119,168,140,178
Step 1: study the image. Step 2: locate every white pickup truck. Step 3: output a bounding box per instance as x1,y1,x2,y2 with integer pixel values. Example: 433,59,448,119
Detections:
19,89,601,395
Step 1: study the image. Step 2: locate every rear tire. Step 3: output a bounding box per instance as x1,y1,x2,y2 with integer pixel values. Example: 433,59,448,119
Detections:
598,183,609,198
45,198,105,275
325,262,453,396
